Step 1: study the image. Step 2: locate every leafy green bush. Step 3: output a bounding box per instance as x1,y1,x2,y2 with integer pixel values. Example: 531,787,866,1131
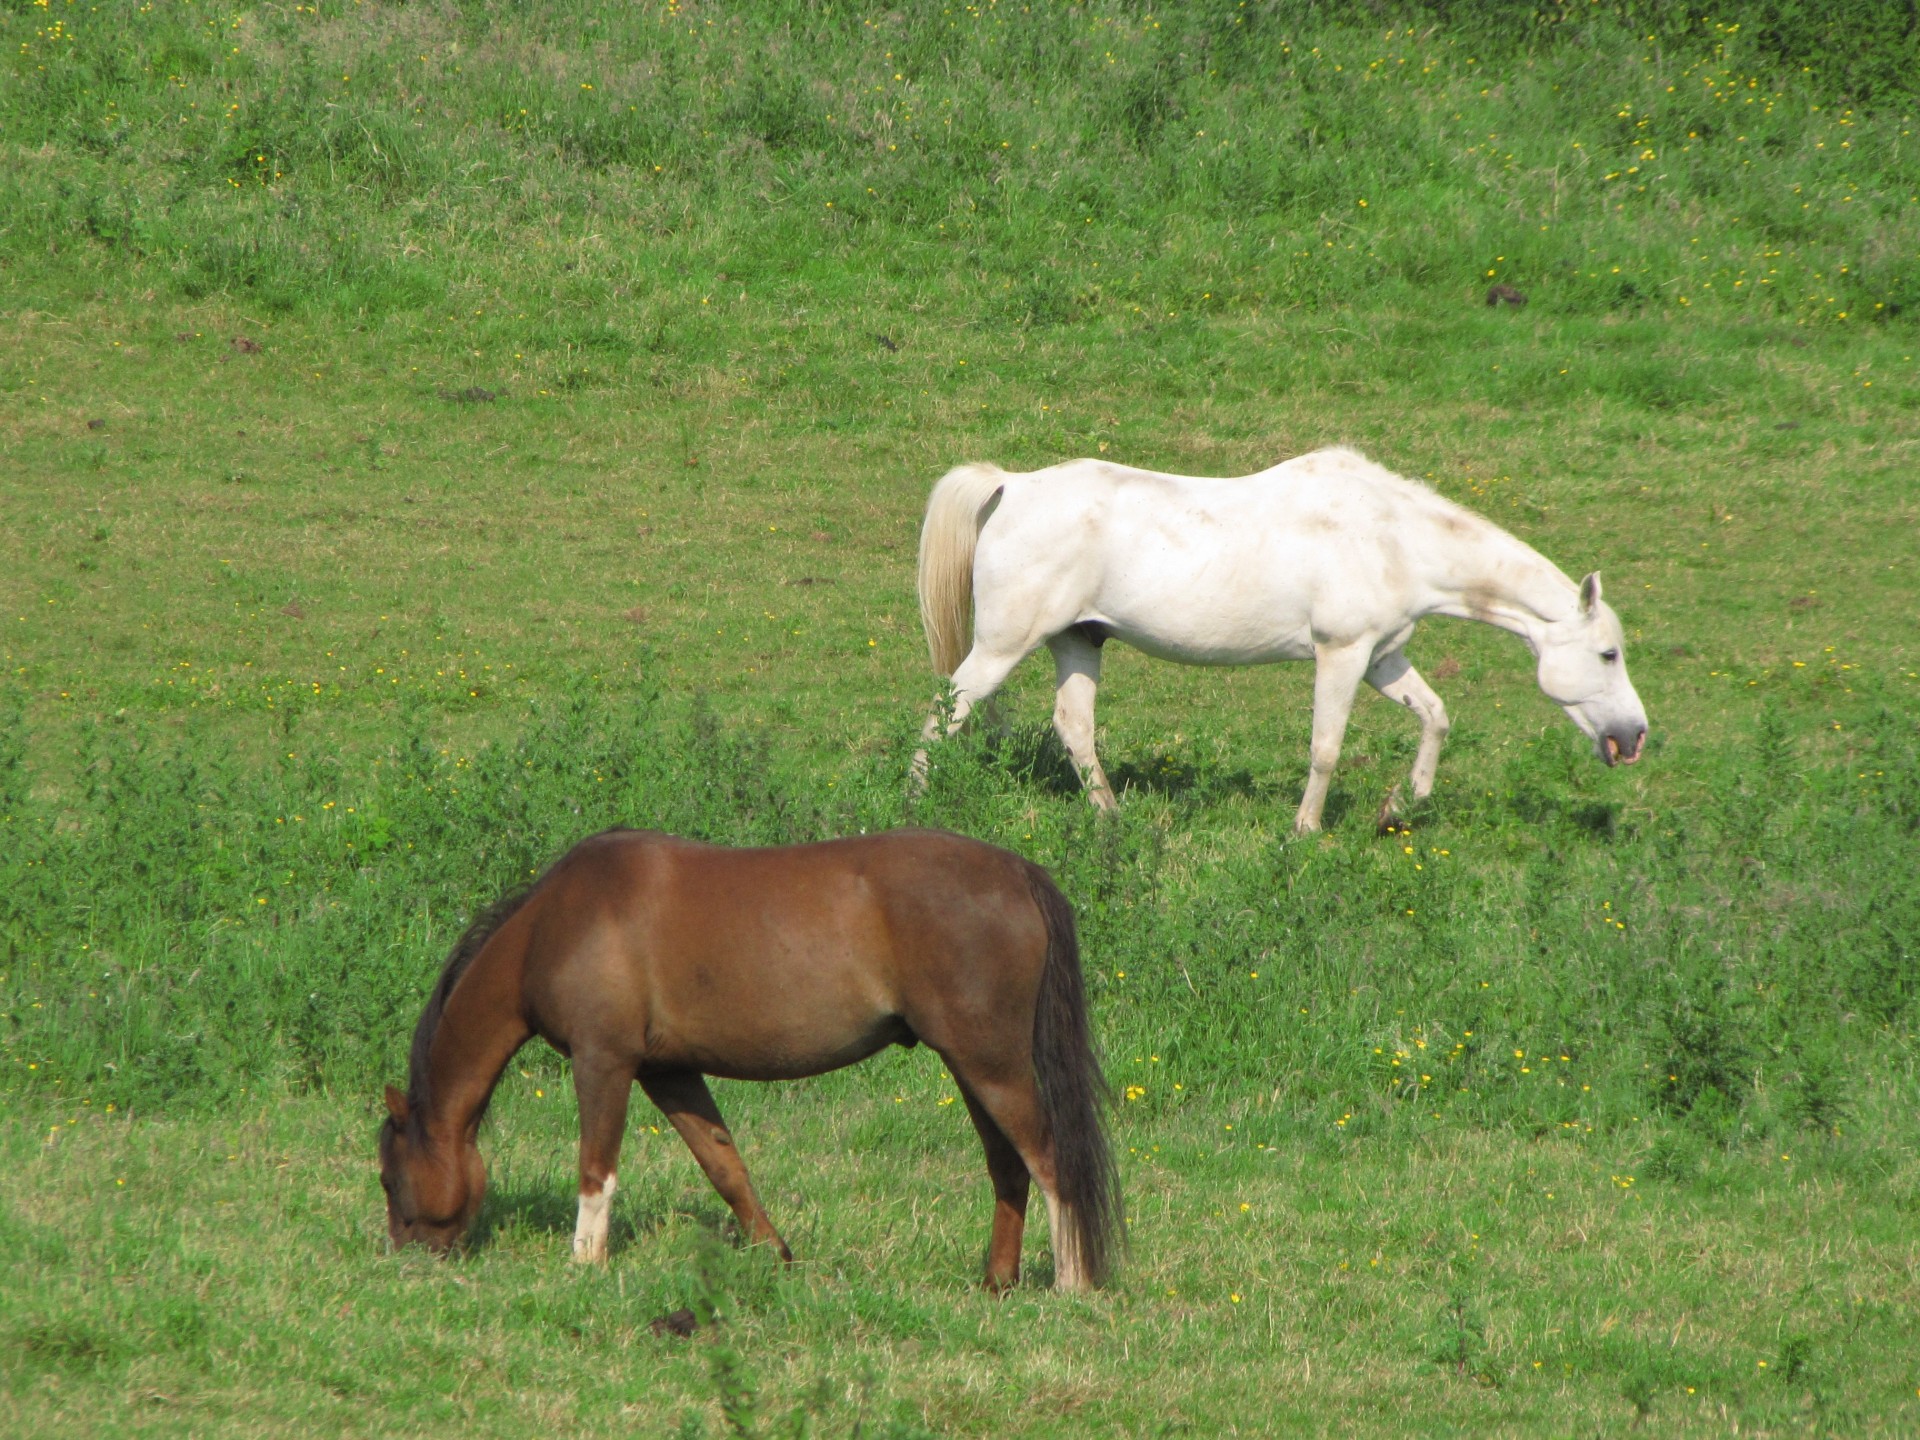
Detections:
3,678,1912,1147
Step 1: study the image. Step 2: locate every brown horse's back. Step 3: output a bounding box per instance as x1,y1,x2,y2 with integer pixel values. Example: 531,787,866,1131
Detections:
515,829,1047,1082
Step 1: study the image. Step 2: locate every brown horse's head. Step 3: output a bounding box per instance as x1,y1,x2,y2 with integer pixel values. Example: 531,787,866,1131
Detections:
378,1085,486,1253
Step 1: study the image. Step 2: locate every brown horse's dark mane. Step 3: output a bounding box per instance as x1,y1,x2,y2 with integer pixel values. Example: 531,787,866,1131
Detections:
401,882,538,1132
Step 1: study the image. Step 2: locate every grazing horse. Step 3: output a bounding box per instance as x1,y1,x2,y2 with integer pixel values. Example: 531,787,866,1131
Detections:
377,828,1122,1292
913,446,1648,832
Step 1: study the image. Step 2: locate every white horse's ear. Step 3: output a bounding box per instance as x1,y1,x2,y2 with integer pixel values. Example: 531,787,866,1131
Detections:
1578,572,1602,615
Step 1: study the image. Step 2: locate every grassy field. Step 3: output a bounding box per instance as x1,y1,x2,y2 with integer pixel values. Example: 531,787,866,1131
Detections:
4,2,1920,1435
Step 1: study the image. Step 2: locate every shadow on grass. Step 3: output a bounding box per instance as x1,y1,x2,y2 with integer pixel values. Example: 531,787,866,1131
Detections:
987,724,1268,804
1109,751,1262,804
1507,787,1622,839
472,1180,739,1255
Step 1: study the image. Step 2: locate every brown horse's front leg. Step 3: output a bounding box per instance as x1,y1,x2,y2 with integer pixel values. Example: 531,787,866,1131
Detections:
572,1051,635,1263
959,1085,1031,1293
639,1071,793,1262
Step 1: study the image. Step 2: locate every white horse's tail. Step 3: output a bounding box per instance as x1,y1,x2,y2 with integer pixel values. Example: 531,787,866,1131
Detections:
917,463,1007,676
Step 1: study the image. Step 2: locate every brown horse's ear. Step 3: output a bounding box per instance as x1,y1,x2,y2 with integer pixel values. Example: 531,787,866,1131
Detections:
384,1085,410,1123
1578,571,1602,615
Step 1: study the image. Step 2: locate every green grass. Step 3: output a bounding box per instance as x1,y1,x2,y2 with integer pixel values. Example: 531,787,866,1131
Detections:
8,1087,1914,1436
4,2,1920,1435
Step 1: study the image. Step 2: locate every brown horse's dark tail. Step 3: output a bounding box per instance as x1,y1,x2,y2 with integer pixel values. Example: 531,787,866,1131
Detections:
1025,863,1124,1287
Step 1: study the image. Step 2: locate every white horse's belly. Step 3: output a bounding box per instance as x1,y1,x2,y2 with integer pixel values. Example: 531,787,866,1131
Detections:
1091,533,1323,664
1117,631,1315,666
1100,599,1315,665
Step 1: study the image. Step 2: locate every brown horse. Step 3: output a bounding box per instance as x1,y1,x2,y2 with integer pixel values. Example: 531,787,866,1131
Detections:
377,827,1122,1291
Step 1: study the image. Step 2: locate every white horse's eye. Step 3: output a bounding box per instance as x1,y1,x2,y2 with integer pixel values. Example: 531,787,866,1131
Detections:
1600,648,1620,663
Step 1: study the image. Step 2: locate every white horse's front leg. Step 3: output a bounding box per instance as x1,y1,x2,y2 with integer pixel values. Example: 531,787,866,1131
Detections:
1366,650,1452,811
1295,641,1375,835
1047,630,1116,812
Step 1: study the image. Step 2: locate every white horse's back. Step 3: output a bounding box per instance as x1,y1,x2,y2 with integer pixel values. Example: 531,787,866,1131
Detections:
972,448,1491,666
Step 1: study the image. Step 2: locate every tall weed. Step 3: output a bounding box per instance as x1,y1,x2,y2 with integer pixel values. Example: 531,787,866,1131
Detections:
3,2,1913,324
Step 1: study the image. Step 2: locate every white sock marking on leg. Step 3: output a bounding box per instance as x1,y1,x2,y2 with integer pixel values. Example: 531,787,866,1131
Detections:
1045,1191,1087,1291
572,1173,616,1263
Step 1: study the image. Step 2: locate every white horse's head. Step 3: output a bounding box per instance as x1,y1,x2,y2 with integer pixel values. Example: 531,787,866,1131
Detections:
1535,573,1648,767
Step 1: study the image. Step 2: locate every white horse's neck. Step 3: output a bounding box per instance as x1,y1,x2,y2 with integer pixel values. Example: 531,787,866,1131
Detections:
1424,517,1578,652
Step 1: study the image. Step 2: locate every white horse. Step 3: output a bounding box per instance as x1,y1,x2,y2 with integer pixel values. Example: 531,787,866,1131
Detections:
912,446,1647,833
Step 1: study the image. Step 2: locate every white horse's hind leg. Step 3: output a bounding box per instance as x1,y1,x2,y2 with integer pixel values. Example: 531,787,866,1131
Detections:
1046,631,1116,811
948,646,1030,727
1366,651,1451,807
908,644,1032,791
1294,641,1375,835
908,706,945,794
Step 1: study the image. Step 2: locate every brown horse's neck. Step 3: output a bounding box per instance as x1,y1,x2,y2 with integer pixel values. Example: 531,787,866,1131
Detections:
415,908,538,1150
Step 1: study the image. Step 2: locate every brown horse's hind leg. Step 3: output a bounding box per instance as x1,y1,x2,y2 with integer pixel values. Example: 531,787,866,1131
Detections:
944,1068,1086,1292
572,1051,635,1263
957,1084,1031,1293
639,1071,793,1262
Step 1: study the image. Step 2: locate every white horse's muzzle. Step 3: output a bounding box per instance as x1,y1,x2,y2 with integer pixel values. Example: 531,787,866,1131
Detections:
1600,726,1647,767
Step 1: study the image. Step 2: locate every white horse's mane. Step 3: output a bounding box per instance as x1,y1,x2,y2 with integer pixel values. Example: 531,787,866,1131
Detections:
1283,445,1432,493
1277,446,1495,528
